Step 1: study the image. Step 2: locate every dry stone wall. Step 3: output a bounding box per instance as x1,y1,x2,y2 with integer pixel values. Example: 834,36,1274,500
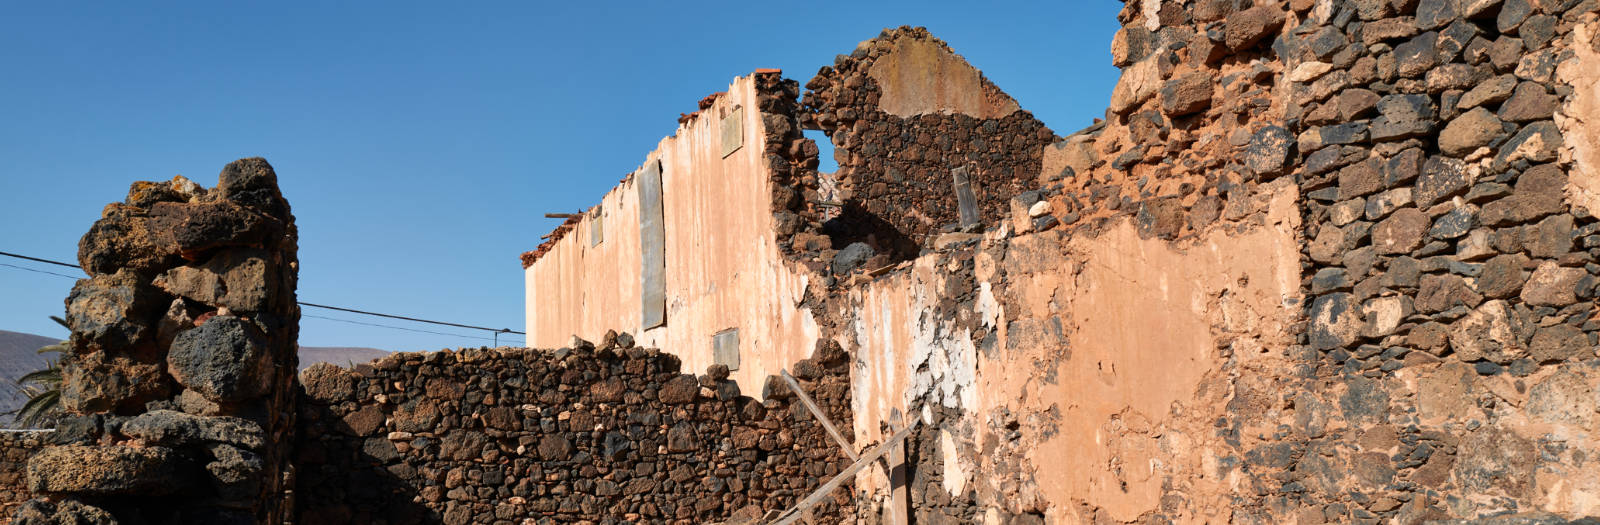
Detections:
0,432,46,522
294,333,855,525
798,27,1058,263
825,2,1600,523
11,158,299,525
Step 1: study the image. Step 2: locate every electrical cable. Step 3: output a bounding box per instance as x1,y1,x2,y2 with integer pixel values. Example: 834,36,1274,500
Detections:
0,250,525,341
0,263,79,280
303,314,525,346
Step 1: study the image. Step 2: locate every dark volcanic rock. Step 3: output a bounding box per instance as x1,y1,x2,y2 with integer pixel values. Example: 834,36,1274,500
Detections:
167,315,272,403
1244,126,1295,177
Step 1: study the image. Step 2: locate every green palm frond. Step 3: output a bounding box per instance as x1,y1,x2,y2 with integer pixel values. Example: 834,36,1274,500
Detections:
15,390,60,428
18,368,60,387
9,316,68,428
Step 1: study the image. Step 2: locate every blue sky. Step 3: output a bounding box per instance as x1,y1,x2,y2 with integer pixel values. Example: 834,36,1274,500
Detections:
0,2,1123,351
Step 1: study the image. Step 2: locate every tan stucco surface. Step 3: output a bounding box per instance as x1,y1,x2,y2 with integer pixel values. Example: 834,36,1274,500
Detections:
866,34,1021,119
846,180,1303,521
525,75,821,394
1559,19,1600,215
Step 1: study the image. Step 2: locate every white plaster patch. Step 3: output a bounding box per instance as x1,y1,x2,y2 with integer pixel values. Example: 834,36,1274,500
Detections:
977,281,1000,329
941,429,968,496
1142,0,1162,31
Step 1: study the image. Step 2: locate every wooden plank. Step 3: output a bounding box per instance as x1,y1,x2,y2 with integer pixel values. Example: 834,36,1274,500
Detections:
544,213,581,218
884,409,908,525
768,417,921,525
780,369,858,462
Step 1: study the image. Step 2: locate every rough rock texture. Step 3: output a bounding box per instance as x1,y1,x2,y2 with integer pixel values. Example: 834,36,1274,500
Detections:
795,27,1057,262
294,335,854,525
0,432,46,521
826,1,1600,523
11,159,299,524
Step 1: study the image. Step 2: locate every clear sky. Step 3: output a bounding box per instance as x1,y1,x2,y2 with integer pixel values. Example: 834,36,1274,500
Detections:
0,1,1124,351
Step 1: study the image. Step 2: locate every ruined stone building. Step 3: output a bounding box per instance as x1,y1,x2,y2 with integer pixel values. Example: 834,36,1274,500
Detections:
7,0,1600,524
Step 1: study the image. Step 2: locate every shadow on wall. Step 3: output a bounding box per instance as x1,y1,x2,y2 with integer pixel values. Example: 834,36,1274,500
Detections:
295,402,432,524
824,202,920,262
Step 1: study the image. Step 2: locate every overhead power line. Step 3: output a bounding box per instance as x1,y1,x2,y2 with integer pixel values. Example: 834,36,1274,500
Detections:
0,263,81,280
299,302,521,335
0,250,524,339
0,251,79,269
303,314,524,346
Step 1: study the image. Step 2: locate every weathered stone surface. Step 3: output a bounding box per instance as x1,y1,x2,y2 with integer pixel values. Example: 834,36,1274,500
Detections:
167,315,272,403
832,242,874,275
1373,208,1429,254
1416,0,1459,30
1394,32,1441,78
1480,164,1565,225
1371,94,1436,139
1362,295,1412,337
1225,5,1286,50
658,374,699,404
1439,107,1504,155
1414,156,1472,208
1450,300,1526,363
1338,88,1381,121
154,248,275,312
1426,63,1482,92
119,410,265,449
1494,121,1563,168
65,269,163,351
1243,125,1295,177
1529,324,1588,363
1524,214,1573,258
1310,293,1362,350
300,362,357,405
146,200,274,259
1428,206,1475,239
11,499,118,525
1417,273,1483,312
27,446,181,496
1498,82,1556,122
216,157,291,220
1160,71,1212,116
1478,254,1531,298
1520,261,1584,306
77,204,175,277
1457,74,1518,110
205,443,264,500
1338,157,1385,198
1497,0,1533,33
60,352,169,414
665,422,700,452
1111,26,1155,68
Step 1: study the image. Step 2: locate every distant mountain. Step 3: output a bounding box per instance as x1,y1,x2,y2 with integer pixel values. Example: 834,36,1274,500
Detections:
0,330,63,428
0,329,390,428
297,346,391,371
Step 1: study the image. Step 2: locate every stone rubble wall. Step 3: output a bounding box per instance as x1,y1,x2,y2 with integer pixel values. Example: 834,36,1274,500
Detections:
293,333,854,525
11,158,300,524
0,432,47,523
827,1,1600,523
794,27,1059,265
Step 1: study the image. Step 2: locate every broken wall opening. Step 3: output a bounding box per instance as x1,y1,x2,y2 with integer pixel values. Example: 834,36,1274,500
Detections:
789,27,1059,268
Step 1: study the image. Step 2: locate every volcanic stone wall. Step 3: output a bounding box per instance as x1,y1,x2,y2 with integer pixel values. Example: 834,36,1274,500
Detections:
0,432,46,522
12,159,300,524
847,1,1600,522
800,27,1058,261
294,333,854,525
